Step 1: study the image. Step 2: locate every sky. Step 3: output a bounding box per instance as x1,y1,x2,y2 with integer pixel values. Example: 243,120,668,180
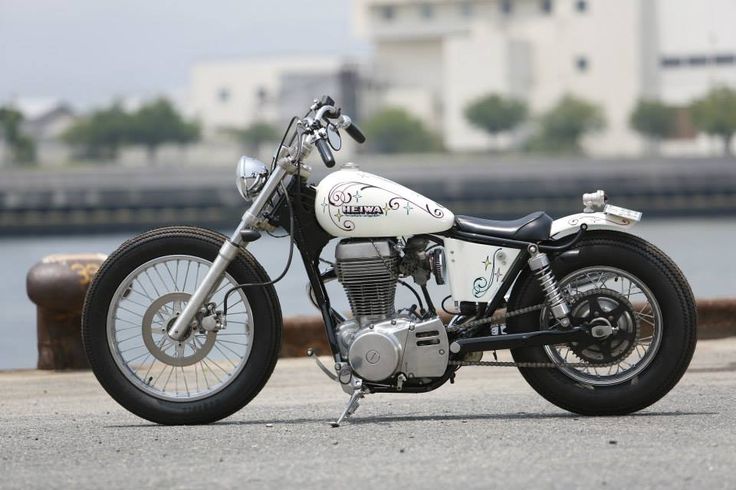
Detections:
0,0,367,109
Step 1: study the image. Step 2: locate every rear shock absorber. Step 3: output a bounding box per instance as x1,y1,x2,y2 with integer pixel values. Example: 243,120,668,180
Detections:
527,245,571,327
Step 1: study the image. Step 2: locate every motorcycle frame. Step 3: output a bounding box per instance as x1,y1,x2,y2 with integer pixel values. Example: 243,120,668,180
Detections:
168,157,586,366
272,178,585,362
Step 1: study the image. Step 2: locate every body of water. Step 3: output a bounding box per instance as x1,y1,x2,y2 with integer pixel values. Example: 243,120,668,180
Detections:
1,218,734,370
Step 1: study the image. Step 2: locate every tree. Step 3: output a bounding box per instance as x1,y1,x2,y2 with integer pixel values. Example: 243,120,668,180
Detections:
0,106,36,165
128,98,200,162
62,104,133,160
464,93,527,146
690,86,736,156
226,122,279,155
630,99,678,153
362,108,440,154
527,95,605,153
63,99,200,163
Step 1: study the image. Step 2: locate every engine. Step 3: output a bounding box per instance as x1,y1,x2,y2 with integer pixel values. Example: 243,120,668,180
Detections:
335,239,399,324
334,238,449,383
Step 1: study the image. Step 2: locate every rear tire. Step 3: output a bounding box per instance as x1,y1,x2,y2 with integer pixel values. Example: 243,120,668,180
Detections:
82,226,282,424
507,231,697,415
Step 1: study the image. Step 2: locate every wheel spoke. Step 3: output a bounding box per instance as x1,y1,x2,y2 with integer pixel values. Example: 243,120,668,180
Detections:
542,265,662,387
108,255,254,402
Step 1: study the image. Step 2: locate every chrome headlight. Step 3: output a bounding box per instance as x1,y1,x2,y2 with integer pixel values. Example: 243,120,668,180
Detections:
236,156,269,201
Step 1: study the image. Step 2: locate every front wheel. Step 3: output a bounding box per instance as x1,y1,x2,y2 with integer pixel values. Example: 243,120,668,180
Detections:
507,231,697,415
82,226,282,424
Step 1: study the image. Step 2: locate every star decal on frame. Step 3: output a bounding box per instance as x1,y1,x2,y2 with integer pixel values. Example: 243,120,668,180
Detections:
334,209,343,221
382,204,390,215
403,201,413,215
482,256,493,270
321,198,328,213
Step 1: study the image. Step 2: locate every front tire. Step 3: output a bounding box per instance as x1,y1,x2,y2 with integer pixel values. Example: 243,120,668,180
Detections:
82,226,282,424
507,231,697,415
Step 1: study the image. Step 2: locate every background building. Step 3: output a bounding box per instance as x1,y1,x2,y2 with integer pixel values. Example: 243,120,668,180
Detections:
189,56,362,134
353,0,736,156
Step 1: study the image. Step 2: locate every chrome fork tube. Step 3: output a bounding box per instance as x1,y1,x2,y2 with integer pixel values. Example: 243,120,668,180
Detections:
167,163,288,341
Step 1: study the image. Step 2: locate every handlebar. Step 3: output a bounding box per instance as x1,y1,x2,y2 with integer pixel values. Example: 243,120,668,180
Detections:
343,119,366,144
314,138,335,168
299,96,367,168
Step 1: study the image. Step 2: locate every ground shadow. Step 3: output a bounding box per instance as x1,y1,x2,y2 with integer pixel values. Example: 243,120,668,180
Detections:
106,409,716,429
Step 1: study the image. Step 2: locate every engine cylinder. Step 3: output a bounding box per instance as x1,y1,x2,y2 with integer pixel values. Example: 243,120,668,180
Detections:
335,239,398,322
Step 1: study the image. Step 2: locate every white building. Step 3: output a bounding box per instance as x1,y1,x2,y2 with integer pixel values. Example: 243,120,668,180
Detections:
353,0,736,156
189,56,361,134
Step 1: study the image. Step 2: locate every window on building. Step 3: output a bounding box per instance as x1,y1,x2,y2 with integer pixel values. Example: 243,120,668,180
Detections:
255,87,268,108
576,56,589,72
460,1,474,17
541,0,553,14
217,88,230,103
500,0,513,15
419,3,434,19
661,53,736,68
380,5,396,21
715,54,736,65
576,0,587,13
688,55,707,66
661,57,681,68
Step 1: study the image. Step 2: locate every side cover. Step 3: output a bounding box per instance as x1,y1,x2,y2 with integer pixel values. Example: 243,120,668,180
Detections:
443,238,522,304
315,165,455,238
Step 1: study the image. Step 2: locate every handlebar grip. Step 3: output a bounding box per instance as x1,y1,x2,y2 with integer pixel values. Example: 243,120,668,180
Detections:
315,138,336,168
345,122,366,144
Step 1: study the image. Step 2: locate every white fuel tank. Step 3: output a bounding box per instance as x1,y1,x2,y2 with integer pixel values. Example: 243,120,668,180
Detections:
315,164,455,238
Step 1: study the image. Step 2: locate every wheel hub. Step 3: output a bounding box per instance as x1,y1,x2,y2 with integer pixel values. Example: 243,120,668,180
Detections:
141,292,216,367
567,289,639,364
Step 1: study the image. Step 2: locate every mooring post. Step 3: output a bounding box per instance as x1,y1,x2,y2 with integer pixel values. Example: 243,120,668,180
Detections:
26,253,107,369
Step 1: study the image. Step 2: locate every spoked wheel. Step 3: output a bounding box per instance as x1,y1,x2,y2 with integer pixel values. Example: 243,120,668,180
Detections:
108,255,252,402
542,268,662,387
83,227,282,424
507,231,697,415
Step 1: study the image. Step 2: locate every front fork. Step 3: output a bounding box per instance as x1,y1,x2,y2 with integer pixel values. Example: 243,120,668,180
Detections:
167,163,288,341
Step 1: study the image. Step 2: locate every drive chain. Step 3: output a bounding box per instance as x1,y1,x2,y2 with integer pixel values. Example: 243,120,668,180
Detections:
446,303,618,369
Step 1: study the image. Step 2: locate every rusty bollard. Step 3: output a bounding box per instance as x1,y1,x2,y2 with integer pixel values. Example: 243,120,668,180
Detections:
26,253,107,369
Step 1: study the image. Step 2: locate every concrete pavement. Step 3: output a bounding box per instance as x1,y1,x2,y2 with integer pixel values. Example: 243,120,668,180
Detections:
1,339,735,489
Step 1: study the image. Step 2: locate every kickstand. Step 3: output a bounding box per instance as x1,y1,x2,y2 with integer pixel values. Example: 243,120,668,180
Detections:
332,384,365,428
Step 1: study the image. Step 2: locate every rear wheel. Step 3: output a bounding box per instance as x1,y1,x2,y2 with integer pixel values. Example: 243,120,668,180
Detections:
507,231,697,415
82,226,282,424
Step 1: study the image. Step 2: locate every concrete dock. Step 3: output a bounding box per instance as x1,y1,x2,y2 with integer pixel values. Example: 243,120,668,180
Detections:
2,156,736,234
1,338,735,489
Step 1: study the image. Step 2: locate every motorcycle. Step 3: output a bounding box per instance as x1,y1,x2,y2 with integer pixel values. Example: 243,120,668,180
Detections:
82,95,697,426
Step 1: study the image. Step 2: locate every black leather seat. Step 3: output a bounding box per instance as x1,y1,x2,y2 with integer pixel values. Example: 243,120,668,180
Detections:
454,212,553,242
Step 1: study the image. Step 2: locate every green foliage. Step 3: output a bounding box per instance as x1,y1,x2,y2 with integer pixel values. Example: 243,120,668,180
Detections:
225,122,280,154
690,86,736,155
0,106,36,165
362,108,440,154
630,99,677,141
527,95,605,153
62,105,132,160
62,98,199,162
128,98,199,161
464,93,527,136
